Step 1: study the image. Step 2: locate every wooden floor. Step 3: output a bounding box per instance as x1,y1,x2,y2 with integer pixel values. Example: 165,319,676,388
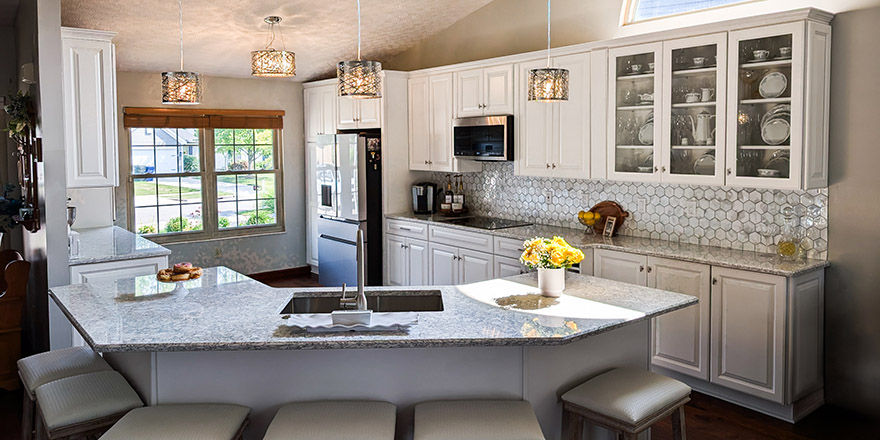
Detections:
254,272,321,288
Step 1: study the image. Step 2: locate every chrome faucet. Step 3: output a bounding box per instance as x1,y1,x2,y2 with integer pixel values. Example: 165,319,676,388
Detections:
339,229,368,311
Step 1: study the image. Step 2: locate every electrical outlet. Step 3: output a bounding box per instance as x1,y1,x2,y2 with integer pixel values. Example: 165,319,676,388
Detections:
686,200,697,217
636,197,647,212
581,192,591,207
543,189,554,203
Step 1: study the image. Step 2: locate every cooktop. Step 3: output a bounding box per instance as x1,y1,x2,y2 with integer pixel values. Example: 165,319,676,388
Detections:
435,216,532,230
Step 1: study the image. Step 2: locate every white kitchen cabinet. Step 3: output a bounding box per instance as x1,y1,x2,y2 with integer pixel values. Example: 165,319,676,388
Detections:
385,234,429,286
593,248,647,285
515,54,591,179
710,267,786,403
337,96,381,130
495,256,527,278
648,257,711,380
304,84,337,143
61,28,119,188
409,74,478,173
659,33,728,186
429,242,495,285
429,242,459,286
70,255,169,285
455,64,514,117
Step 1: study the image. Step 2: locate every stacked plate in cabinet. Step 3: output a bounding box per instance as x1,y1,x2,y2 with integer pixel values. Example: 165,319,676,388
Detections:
761,104,791,146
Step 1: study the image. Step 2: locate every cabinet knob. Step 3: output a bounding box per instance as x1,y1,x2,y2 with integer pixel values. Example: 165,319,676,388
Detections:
424,160,428,165
727,168,732,175
647,266,653,273
661,166,666,172
552,163,557,169
712,277,718,285
654,166,659,172
546,164,551,169
639,265,645,272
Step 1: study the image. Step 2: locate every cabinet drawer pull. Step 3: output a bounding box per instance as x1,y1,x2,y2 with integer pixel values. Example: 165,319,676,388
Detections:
398,226,412,231
639,265,645,272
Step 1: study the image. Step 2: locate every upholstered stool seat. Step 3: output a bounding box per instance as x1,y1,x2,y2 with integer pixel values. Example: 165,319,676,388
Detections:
263,400,396,440
17,346,113,440
101,404,251,440
34,370,143,439
18,346,112,395
561,368,691,440
414,400,545,440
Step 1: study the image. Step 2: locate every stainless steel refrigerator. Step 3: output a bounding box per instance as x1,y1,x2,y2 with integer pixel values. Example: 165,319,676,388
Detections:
315,132,382,287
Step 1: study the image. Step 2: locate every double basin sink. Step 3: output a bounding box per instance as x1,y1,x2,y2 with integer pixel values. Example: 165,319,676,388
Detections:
280,289,444,314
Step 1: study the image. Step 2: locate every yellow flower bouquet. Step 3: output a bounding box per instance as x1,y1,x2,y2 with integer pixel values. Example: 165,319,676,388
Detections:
520,236,585,269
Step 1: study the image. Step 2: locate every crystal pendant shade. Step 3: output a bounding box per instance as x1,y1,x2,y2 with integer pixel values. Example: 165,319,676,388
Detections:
251,49,296,77
528,68,569,102
337,60,382,99
162,71,202,105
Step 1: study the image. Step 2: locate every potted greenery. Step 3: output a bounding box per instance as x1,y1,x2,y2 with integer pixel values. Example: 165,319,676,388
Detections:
3,91,34,146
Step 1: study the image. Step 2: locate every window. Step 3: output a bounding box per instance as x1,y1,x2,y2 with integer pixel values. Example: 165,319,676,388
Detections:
124,108,285,242
623,0,754,24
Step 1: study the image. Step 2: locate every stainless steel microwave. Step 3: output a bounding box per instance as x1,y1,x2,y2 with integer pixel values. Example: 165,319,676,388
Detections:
453,115,514,161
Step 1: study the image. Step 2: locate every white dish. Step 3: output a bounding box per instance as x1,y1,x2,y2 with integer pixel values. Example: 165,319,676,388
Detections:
761,118,791,145
637,166,653,173
759,72,787,98
331,309,373,325
638,122,654,145
693,153,716,175
757,168,782,177
285,312,419,333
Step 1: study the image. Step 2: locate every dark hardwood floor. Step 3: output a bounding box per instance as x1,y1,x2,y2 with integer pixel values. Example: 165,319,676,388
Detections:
3,274,875,439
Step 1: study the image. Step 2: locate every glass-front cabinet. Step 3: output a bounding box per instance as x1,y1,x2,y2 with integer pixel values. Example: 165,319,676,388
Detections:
726,23,805,189
607,43,662,182
660,33,727,186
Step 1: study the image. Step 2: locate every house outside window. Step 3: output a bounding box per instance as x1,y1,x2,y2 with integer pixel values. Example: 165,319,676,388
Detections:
124,108,285,243
623,0,756,24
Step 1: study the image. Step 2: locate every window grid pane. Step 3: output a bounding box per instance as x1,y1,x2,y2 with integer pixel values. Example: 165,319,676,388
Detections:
213,128,279,230
632,0,748,22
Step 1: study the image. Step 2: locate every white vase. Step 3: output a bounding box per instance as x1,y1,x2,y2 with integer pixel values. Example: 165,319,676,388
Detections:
537,267,565,297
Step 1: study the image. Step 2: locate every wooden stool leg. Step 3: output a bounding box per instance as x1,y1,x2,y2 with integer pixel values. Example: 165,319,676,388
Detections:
565,408,583,440
672,405,687,440
21,392,33,440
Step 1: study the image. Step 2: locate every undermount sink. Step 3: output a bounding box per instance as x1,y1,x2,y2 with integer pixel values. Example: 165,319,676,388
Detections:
280,290,444,314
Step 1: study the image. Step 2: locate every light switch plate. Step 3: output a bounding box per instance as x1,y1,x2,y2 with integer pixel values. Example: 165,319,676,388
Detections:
686,200,697,217
636,197,647,212
543,189,554,203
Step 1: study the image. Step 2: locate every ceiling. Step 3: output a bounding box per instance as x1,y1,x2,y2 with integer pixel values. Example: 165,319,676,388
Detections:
61,0,495,81
0,0,19,26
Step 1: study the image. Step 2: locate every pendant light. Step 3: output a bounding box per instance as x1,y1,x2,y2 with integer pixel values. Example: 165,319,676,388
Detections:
251,16,296,77
162,0,202,104
337,0,382,99
528,0,568,102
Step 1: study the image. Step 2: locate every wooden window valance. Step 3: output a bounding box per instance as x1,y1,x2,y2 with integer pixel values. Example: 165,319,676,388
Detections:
123,107,285,129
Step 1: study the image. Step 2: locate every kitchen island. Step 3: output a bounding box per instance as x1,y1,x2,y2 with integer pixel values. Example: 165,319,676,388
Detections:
50,267,695,439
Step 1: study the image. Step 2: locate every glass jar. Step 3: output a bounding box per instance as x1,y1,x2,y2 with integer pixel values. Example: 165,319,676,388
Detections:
777,206,803,260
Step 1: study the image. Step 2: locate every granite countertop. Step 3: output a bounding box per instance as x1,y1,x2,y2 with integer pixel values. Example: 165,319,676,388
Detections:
48,267,696,352
69,226,172,266
386,213,829,277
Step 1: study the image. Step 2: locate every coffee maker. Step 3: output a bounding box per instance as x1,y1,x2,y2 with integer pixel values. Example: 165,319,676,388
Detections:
412,182,439,214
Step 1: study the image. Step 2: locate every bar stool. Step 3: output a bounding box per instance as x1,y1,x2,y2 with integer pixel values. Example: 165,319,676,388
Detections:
34,370,143,439
561,368,691,440
101,404,251,439
17,346,113,440
414,400,545,440
263,401,397,440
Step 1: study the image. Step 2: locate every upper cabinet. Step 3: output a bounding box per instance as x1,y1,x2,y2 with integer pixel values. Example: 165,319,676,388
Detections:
304,84,337,143
61,28,119,188
607,42,663,182
516,53,591,179
408,74,480,173
455,64,514,117
725,22,830,189
338,95,381,130
660,33,728,186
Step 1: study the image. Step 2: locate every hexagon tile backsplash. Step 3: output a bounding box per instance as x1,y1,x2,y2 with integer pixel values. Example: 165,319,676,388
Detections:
433,162,828,259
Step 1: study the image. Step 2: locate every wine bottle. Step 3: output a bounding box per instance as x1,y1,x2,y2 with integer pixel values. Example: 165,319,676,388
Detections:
440,176,453,214
452,175,465,213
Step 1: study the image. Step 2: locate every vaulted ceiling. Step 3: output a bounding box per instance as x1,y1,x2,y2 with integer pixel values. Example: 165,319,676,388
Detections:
61,0,495,81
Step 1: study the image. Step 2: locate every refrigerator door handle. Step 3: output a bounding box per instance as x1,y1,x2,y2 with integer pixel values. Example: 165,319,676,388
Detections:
318,234,357,246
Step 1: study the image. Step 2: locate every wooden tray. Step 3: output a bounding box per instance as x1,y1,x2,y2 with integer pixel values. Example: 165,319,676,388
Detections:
587,201,629,236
